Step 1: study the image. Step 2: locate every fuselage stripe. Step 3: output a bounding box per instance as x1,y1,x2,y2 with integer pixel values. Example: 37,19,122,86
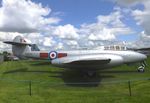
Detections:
40,53,48,58
58,53,67,58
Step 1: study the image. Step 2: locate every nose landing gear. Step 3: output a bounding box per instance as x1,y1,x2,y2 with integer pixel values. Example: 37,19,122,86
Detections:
137,61,147,73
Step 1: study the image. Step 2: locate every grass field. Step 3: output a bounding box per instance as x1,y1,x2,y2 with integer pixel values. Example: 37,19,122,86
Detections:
0,58,150,103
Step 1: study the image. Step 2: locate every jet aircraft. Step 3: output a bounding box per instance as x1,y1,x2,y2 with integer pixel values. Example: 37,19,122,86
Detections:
4,36,147,77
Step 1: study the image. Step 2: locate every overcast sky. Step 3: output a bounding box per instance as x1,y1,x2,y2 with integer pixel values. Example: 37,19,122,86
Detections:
0,0,150,51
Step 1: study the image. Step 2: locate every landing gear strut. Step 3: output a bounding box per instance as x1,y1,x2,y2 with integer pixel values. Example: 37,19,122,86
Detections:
137,61,146,73
87,71,97,77
83,71,97,78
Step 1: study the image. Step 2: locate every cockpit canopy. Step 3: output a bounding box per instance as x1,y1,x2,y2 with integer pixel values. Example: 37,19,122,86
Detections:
104,45,127,51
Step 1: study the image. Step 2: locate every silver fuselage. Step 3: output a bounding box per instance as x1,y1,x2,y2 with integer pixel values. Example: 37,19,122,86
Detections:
25,49,147,70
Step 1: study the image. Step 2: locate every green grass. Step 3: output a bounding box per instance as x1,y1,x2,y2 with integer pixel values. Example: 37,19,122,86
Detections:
0,58,150,103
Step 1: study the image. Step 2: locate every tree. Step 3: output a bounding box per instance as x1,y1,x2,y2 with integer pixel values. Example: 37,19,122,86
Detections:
2,51,11,61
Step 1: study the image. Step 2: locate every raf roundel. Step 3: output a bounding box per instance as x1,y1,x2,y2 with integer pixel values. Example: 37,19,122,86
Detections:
49,51,57,59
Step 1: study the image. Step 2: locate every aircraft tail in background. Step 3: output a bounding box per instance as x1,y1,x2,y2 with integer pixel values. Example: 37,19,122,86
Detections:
3,36,32,59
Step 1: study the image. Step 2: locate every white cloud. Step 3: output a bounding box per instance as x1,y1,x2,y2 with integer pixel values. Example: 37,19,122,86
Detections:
132,1,150,35
88,30,116,41
52,24,79,40
97,11,125,27
24,33,43,44
54,42,64,50
112,0,150,48
0,0,60,33
43,37,56,47
0,32,22,41
79,10,133,41
114,0,147,6
23,33,56,50
115,0,150,36
133,31,150,48
65,40,78,46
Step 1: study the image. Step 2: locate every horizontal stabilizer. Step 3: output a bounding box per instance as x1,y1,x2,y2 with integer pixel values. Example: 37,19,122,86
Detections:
4,41,31,46
3,35,32,46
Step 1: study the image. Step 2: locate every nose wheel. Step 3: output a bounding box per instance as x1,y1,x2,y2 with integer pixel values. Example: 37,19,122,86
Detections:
137,66,145,72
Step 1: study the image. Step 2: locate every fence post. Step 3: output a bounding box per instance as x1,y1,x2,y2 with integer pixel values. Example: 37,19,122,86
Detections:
29,81,32,96
128,81,132,96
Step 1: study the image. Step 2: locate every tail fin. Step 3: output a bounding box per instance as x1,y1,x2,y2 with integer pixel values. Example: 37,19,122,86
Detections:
4,36,31,59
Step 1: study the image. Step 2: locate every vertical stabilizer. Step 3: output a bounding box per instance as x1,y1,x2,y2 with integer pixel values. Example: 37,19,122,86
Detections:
4,36,31,59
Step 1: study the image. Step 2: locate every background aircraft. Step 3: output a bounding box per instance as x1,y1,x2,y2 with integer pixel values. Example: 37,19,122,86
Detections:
4,36,147,77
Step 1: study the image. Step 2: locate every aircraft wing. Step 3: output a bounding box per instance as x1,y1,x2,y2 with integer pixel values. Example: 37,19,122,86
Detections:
52,55,111,65
4,41,31,46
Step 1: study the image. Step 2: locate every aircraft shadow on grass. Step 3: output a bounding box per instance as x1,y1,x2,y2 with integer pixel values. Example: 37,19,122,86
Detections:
3,68,112,87
3,68,62,74
30,61,51,66
3,63,137,87
55,69,114,87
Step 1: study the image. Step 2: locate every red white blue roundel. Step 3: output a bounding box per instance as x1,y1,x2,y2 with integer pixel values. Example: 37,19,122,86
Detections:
49,51,57,59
